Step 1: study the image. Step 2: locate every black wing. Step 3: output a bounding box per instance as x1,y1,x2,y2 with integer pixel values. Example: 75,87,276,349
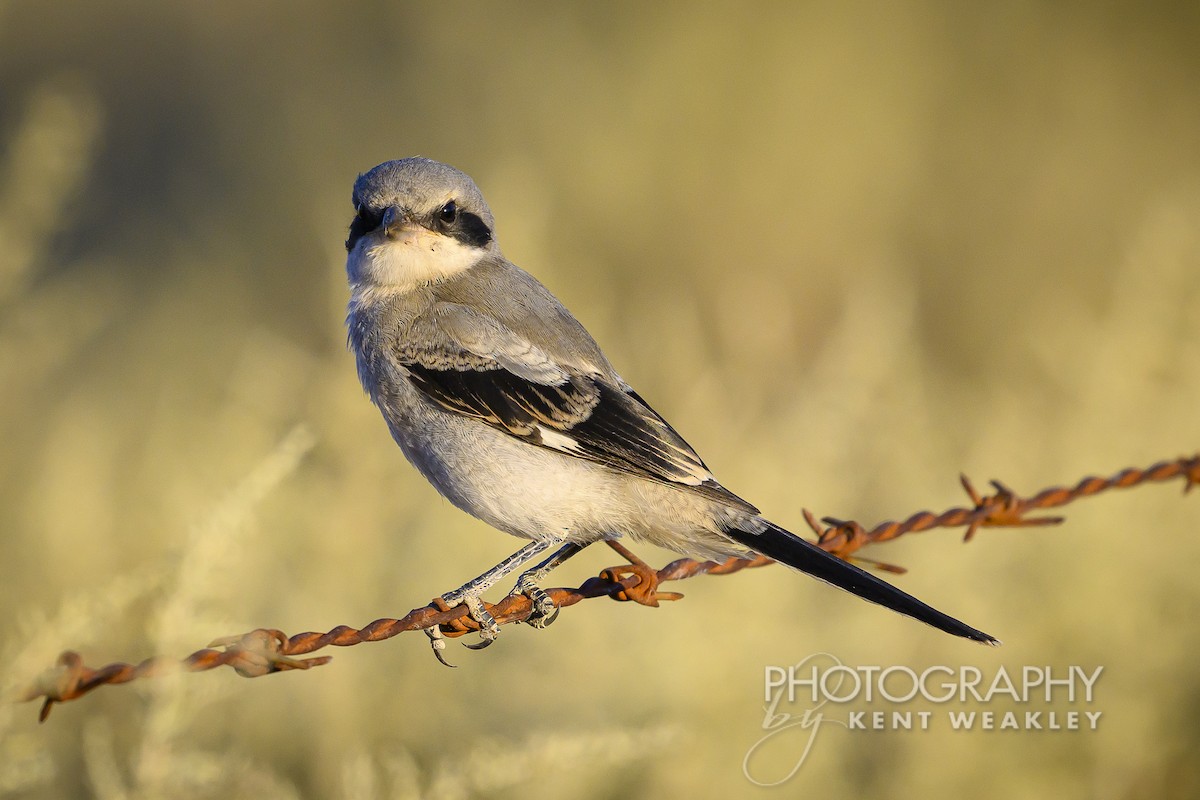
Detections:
405,363,757,513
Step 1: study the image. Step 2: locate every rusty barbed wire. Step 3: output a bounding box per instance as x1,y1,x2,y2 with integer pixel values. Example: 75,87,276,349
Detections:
807,453,1200,568
20,453,1200,721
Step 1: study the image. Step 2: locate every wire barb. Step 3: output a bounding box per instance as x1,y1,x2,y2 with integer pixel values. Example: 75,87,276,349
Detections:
20,453,1198,720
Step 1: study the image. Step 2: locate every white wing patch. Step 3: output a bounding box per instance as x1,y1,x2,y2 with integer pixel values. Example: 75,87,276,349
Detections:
536,425,583,453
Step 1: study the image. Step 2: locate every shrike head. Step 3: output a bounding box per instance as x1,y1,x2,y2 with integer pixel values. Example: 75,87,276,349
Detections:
346,158,498,292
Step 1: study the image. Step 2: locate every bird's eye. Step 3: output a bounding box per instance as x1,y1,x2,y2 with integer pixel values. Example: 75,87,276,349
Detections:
437,201,458,225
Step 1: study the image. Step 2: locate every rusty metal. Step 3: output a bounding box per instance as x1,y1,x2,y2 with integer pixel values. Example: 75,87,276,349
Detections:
809,454,1200,557
19,630,331,723
20,453,1199,720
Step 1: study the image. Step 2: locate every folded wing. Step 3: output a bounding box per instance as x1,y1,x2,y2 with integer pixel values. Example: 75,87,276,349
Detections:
400,303,757,513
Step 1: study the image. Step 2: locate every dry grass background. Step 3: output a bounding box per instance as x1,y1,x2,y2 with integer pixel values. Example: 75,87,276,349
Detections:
2,2,1199,798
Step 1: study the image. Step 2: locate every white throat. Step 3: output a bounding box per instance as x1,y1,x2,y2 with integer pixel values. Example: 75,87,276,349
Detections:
351,227,482,295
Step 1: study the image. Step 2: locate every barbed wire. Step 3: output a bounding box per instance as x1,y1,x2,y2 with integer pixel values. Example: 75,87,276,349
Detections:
20,453,1199,721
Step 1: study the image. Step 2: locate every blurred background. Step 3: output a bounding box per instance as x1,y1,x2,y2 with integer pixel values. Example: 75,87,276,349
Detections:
2,2,1199,798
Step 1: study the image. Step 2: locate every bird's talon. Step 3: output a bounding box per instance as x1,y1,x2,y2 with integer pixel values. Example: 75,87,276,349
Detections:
464,634,497,650
527,584,555,615
437,591,502,650
526,604,560,629
424,627,456,668
513,575,559,628
460,594,501,647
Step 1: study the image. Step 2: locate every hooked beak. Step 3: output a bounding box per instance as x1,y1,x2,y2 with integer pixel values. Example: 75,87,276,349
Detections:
381,206,414,238
380,206,445,251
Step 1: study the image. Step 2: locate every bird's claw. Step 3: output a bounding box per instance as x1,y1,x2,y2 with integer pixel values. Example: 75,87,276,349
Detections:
464,636,496,650
459,593,500,649
513,574,560,629
526,604,561,629
424,626,456,667
434,591,501,652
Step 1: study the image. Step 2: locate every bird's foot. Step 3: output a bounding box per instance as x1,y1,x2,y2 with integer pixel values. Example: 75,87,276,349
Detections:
511,572,560,629
437,589,501,651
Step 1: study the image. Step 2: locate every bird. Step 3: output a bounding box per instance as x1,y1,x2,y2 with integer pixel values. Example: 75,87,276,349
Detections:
344,157,997,654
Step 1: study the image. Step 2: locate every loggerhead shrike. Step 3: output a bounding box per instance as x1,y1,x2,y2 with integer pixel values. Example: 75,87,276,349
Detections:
345,157,997,651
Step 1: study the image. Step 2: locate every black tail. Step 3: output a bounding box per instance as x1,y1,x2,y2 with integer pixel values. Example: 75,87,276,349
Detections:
725,521,999,645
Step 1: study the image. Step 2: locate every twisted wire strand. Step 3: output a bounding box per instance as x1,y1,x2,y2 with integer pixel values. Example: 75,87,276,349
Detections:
21,453,1199,721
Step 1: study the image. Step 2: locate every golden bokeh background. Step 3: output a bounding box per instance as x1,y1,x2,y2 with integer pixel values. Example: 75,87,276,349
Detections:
2,2,1199,798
